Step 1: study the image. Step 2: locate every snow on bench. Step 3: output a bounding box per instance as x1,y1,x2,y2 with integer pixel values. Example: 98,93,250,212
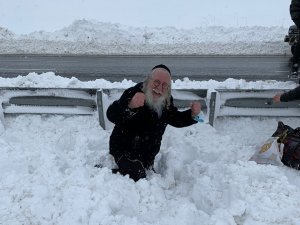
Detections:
0,87,98,115
210,89,300,125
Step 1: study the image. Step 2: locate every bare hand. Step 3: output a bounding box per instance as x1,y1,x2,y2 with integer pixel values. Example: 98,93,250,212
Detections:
190,102,201,116
273,93,283,103
128,92,146,109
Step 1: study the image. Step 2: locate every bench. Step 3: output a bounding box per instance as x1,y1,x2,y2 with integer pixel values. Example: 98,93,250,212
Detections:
0,87,98,115
209,89,300,125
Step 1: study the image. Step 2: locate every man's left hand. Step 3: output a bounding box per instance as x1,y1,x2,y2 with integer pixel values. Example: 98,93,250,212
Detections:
190,102,201,116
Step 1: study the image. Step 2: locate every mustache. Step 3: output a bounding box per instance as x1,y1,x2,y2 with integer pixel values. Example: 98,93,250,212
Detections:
152,88,163,95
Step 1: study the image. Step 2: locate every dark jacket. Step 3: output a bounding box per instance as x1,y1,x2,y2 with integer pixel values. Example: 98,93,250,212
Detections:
280,86,300,102
291,0,300,27
107,82,197,168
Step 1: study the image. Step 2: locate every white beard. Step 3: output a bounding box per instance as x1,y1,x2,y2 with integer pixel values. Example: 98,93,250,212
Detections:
144,88,167,118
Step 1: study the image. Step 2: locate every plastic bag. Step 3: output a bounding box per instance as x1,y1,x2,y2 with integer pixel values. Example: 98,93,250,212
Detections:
249,137,284,166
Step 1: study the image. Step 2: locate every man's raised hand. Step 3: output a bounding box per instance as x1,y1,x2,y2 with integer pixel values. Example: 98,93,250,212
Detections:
128,92,146,109
190,102,201,116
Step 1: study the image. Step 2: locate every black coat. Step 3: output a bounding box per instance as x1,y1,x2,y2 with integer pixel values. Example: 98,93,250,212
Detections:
107,82,197,168
280,86,300,102
291,0,300,27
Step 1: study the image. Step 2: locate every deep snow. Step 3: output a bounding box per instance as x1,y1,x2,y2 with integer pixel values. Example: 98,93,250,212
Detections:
1,0,300,223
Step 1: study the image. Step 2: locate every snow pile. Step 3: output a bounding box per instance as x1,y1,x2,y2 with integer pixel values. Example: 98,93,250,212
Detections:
0,19,291,55
1,113,300,225
0,27,15,39
0,72,296,90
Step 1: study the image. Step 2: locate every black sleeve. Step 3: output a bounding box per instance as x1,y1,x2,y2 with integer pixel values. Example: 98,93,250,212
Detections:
166,97,197,128
106,87,142,126
280,86,300,102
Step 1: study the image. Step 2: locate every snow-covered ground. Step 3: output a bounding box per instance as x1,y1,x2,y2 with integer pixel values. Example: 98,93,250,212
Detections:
1,0,300,224
0,0,292,55
0,20,292,55
0,72,299,225
1,80,300,225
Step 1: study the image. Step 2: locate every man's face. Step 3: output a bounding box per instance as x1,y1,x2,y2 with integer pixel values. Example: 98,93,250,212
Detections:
148,70,171,102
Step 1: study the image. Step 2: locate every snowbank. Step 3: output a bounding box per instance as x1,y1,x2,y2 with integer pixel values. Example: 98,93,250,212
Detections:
0,20,291,55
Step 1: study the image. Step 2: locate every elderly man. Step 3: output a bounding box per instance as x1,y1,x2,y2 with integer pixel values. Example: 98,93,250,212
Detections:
106,64,201,181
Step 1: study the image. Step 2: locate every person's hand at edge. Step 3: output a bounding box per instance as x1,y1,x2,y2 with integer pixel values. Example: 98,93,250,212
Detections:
273,92,283,103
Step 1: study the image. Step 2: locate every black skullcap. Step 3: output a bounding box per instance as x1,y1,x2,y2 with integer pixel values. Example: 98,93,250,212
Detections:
151,64,171,75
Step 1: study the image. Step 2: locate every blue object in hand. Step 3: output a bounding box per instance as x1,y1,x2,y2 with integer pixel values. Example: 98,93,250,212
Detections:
192,111,205,123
